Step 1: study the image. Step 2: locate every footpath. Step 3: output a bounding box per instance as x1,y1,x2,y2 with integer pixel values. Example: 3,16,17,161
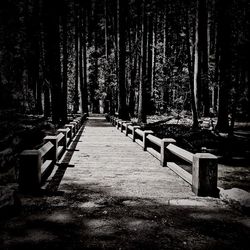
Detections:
0,116,249,249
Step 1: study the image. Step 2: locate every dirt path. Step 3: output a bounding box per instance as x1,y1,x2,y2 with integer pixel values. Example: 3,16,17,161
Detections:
0,116,249,249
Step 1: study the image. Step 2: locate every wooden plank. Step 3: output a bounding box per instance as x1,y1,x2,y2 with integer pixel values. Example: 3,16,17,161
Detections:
41,160,53,176
135,129,143,137
135,139,143,148
146,134,161,147
128,125,133,130
167,162,192,185
147,147,161,160
57,133,64,143
38,141,53,158
57,146,64,158
67,138,70,146
167,143,194,164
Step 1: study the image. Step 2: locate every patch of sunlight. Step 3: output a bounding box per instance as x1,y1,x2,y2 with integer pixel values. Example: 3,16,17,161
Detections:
47,211,73,223
169,199,207,207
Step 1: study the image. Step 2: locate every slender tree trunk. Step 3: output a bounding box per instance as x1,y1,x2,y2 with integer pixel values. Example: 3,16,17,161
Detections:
215,0,232,132
128,27,138,117
82,6,89,115
104,0,108,60
128,25,135,117
79,7,84,114
184,6,199,129
118,0,129,120
34,1,43,115
73,0,79,114
151,13,157,108
138,0,147,123
43,0,62,123
193,0,201,116
199,0,210,116
147,12,154,114
62,0,68,122
92,25,99,113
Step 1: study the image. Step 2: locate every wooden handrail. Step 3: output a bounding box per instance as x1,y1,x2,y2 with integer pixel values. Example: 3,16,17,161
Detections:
106,113,218,197
167,143,194,164
128,125,133,130
146,134,161,147
57,133,64,144
135,128,143,137
38,141,54,158
19,114,86,192
167,162,192,185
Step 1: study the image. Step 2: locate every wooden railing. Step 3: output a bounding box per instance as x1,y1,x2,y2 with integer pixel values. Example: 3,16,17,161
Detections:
19,114,87,192
108,115,218,197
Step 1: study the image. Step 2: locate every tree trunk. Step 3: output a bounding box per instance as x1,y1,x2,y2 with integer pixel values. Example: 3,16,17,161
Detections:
184,6,199,129
118,0,129,120
199,0,210,116
215,0,232,132
79,7,84,114
138,0,147,124
62,0,68,122
147,12,154,114
73,0,79,114
82,7,89,115
194,0,209,117
43,0,62,123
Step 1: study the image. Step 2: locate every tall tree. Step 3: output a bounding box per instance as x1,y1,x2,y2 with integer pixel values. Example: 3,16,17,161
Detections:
147,9,154,114
215,0,232,132
118,0,129,120
193,0,209,117
62,0,69,122
43,0,62,123
82,5,89,115
184,4,199,129
138,0,147,123
73,0,80,113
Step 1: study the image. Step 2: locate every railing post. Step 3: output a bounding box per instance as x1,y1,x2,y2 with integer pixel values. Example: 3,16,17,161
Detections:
57,129,68,149
125,123,132,136
120,121,124,132
132,126,140,142
143,130,154,151
44,136,58,162
70,122,77,135
65,124,74,140
116,119,121,129
73,119,80,130
19,150,41,192
114,118,118,127
160,138,176,166
192,153,218,197
121,121,129,133
112,117,116,126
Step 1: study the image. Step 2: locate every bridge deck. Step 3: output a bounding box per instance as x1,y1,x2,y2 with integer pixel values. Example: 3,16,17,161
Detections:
59,116,195,203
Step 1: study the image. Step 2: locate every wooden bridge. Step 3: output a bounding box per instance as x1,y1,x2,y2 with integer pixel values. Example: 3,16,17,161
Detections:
58,115,195,202
2,115,250,250
19,114,219,200
20,114,217,203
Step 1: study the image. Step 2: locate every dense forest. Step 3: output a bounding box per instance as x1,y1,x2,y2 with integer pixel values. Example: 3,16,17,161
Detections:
0,0,250,133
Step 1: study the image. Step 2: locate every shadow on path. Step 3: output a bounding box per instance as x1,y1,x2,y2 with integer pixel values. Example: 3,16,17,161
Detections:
45,122,87,193
0,181,249,250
